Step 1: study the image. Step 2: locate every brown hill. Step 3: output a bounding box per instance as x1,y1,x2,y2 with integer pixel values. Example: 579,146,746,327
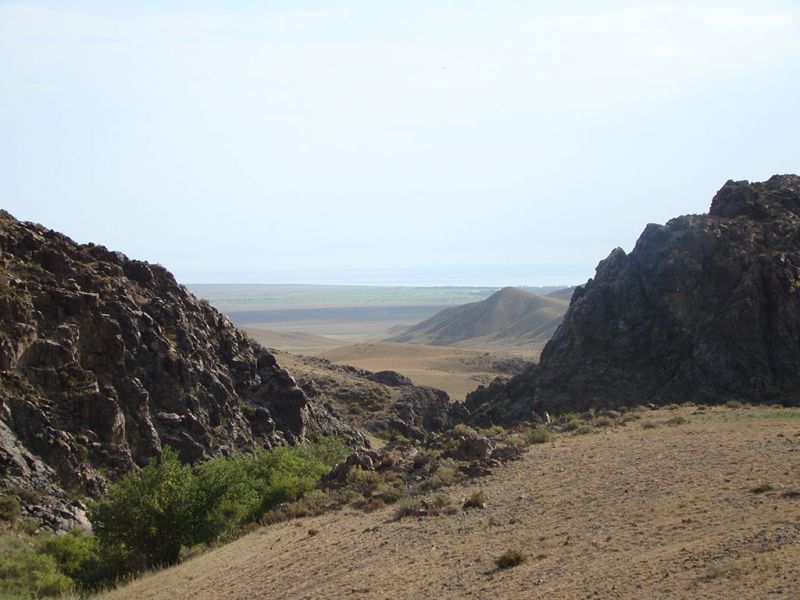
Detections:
388,287,569,356
467,175,800,424
0,210,360,530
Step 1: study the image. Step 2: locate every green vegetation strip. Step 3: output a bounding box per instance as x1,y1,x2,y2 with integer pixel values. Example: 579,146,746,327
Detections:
0,438,350,599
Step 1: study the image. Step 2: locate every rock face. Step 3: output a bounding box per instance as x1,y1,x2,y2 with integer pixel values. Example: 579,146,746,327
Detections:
0,211,360,529
467,175,800,424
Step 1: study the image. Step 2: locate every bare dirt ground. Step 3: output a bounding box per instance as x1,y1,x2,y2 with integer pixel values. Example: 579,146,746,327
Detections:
102,405,800,599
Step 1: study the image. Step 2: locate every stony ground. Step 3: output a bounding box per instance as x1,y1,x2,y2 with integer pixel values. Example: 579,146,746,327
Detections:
101,405,800,599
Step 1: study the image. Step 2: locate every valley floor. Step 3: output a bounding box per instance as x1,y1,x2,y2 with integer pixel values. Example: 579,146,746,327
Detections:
101,406,800,599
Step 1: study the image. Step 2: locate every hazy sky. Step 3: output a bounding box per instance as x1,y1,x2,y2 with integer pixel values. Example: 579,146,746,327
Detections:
2,1,799,286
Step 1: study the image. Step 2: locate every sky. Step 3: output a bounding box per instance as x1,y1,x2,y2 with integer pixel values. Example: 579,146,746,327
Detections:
1,0,799,286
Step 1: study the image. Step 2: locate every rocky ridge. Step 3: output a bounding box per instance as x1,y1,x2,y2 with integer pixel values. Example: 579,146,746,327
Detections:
0,210,360,529
467,175,800,424
276,352,467,441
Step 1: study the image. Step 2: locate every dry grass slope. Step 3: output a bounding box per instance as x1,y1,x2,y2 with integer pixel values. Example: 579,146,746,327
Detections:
101,405,800,599
319,342,526,401
388,287,569,357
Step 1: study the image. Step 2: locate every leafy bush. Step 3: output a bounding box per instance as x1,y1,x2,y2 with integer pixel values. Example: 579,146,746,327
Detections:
0,531,73,599
36,529,122,588
89,446,203,570
2,438,351,598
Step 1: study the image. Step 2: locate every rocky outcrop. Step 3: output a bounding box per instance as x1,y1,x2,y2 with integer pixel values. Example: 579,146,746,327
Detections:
0,210,360,528
282,353,465,441
467,175,800,424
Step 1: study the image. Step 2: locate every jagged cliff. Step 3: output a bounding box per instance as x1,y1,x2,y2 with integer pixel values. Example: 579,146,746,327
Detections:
0,211,360,529
467,175,800,424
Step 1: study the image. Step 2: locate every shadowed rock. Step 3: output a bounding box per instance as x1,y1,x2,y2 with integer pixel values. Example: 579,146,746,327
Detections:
0,210,361,529
467,175,800,424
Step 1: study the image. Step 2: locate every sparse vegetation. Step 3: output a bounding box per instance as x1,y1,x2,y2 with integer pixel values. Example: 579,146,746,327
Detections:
392,498,422,521
463,490,486,509
496,549,527,570
453,423,480,438
0,496,21,522
525,428,552,444
750,482,774,494
664,416,689,426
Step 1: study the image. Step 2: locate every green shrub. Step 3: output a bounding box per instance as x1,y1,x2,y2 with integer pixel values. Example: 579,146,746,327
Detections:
525,428,552,445
196,437,350,537
0,531,73,599
496,549,526,569
0,496,21,522
89,446,205,569
36,529,121,589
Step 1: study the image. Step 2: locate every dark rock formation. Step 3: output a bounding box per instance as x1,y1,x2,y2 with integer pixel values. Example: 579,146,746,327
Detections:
467,175,800,424
0,210,361,528
282,353,466,441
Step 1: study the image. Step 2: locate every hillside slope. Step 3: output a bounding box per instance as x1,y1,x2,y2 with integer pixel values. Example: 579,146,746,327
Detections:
467,175,800,424
0,211,359,529
101,406,800,599
388,287,569,355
